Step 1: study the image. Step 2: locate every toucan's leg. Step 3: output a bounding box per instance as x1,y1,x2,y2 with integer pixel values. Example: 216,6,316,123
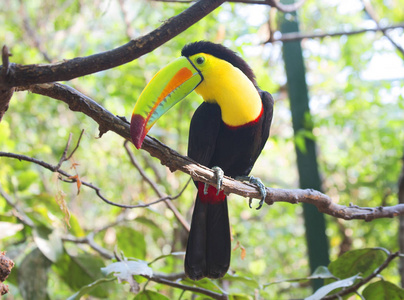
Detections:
236,175,267,210
204,166,224,196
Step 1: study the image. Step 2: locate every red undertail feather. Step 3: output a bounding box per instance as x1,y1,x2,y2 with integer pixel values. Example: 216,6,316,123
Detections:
197,182,226,203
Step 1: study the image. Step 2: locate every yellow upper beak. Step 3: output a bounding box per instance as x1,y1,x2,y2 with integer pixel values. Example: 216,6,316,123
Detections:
130,57,203,149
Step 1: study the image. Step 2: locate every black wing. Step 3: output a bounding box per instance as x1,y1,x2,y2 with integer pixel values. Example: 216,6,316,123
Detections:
187,102,222,167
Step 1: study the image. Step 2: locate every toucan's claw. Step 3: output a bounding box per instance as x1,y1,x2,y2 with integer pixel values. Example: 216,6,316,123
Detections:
204,166,224,195
212,166,224,195
236,175,267,210
203,183,209,195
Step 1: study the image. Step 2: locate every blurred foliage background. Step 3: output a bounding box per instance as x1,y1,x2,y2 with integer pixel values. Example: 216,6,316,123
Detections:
0,0,403,299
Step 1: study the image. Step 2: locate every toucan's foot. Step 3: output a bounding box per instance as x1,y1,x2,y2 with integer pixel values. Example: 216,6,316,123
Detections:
236,175,267,210
204,166,224,196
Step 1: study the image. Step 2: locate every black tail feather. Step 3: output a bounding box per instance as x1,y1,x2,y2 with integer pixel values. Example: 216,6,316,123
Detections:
185,196,231,280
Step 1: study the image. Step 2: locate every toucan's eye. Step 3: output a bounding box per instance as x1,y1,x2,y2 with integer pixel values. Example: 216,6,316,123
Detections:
196,56,205,65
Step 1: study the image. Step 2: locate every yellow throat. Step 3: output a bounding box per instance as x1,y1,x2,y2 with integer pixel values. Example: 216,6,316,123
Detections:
191,54,262,127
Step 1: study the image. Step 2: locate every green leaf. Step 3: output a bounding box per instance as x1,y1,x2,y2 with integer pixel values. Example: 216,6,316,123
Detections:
135,216,165,239
67,277,116,300
53,252,110,298
229,294,253,300
328,248,388,279
116,226,146,259
224,274,260,289
33,227,63,262
18,248,52,300
181,277,221,293
305,274,360,300
149,251,185,265
363,280,404,300
134,290,170,300
17,170,38,191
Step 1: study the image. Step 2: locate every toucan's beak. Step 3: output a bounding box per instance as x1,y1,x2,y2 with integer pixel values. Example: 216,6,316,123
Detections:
130,57,203,149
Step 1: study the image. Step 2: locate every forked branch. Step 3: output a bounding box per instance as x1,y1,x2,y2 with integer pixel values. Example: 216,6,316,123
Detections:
14,82,404,222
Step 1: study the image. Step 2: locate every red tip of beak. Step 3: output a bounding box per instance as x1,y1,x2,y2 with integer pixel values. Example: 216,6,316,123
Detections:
130,114,147,149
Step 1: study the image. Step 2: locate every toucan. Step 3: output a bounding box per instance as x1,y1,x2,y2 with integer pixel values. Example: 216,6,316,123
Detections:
130,41,274,280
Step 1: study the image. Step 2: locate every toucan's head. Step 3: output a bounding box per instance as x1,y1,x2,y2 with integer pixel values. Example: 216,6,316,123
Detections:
130,41,257,149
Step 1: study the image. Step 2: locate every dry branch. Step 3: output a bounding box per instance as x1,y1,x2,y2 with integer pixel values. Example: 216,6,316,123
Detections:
150,0,307,13
0,46,14,121
13,82,404,222
265,23,404,43
0,0,225,89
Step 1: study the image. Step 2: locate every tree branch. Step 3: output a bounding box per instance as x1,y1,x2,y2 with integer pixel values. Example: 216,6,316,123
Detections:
62,233,114,260
0,46,14,121
13,82,404,221
151,0,307,13
0,150,190,211
361,0,404,58
0,0,225,89
398,151,404,286
265,23,404,43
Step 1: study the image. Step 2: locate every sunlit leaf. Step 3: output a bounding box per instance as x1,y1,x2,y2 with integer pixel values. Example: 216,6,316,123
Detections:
305,274,360,300
102,260,153,294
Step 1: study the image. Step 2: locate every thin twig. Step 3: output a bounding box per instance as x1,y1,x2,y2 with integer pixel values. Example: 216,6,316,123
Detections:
0,151,191,210
0,0,226,89
117,0,135,40
62,233,114,259
0,183,35,227
54,133,73,170
144,274,228,300
361,0,404,58
124,140,191,231
265,23,404,43
65,129,85,161
151,0,306,12
398,150,404,286
124,141,191,229
19,0,53,63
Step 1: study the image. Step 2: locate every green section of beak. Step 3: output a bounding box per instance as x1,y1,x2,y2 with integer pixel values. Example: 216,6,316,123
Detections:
130,57,203,149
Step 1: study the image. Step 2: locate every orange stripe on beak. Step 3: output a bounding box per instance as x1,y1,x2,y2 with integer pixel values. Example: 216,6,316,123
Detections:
144,67,194,129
